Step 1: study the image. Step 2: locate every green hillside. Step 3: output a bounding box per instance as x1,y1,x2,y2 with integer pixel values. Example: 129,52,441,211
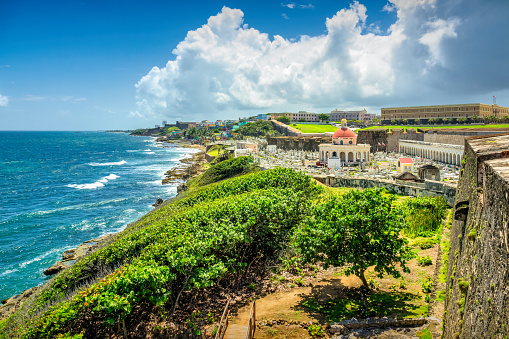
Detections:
1,156,447,338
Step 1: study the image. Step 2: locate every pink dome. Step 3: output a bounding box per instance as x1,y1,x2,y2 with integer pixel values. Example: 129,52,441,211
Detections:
332,127,356,138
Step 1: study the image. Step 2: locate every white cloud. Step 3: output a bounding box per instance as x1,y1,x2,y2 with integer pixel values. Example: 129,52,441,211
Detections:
300,4,314,9
0,94,8,107
136,1,509,121
419,18,459,67
282,3,296,9
282,13,290,19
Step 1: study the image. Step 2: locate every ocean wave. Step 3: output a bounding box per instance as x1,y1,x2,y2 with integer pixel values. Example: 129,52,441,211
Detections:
144,149,152,152
145,152,155,154
88,160,127,166
19,246,70,269
23,197,129,218
0,269,19,277
67,174,120,190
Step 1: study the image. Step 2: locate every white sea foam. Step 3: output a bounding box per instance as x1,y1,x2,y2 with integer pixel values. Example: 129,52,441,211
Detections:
88,160,126,166
67,174,120,190
0,269,19,277
144,149,152,152
145,152,155,154
19,247,69,268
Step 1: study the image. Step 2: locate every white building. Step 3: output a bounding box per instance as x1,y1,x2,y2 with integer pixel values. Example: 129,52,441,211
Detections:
398,140,464,165
319,120,371,169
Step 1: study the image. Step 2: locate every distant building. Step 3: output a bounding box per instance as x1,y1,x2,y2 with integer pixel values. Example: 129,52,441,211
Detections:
329,108,368,122
381,103,509,121
256,113,269,120
270,111,319,122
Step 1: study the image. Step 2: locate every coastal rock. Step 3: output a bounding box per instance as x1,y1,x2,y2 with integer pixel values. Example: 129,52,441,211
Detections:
153,198,164,207
43,233,116,276
0,286,41,321
43,262,68,275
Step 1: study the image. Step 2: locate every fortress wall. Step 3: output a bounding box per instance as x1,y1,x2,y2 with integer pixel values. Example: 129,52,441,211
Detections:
266,136,331,151
443,134,509,338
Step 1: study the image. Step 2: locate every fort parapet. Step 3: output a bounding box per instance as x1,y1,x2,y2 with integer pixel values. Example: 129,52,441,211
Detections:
443,133,509,338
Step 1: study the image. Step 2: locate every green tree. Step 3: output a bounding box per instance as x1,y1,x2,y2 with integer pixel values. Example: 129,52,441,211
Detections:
402,118,408,125
277,116,291,124
414,119,421,125
294,188,413,287
443,118,452,124
318,114,330,122
502,115,509,123
472,115,480,123
457,117,467,124
299,118,306,122
390,119,396,125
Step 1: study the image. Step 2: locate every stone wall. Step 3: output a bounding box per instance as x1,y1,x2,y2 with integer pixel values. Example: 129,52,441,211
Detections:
323,175,457,206
357,129,388,153
266,136,332,151
442,133,509,338
387,129,423,152
423,131,474,146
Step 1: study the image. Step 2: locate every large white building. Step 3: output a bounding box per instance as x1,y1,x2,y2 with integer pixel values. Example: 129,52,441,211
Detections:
319,120,371,169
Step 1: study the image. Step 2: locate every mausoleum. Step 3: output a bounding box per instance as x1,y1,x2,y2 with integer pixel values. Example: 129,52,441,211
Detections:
318,119,371,169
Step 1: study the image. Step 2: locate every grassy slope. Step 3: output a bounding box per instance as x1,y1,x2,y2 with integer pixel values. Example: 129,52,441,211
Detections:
3,159,448,338
292,124,338,133
3,162,321,338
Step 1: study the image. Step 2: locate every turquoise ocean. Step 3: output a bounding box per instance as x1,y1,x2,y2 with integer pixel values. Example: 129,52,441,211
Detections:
0,131,195,300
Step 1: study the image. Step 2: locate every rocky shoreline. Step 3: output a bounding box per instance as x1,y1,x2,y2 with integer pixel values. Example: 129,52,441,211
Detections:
0,140,208,321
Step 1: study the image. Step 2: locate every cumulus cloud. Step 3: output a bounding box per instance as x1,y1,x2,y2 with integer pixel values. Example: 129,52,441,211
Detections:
0,94,8,107
135,0,509,120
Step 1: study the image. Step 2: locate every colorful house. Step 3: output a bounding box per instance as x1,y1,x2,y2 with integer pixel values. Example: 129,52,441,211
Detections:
397,158,414,173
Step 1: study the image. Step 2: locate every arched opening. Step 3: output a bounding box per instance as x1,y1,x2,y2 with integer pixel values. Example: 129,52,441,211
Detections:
348,152,354,162
340,140,343,145
332,151,337,157
340,152,346,162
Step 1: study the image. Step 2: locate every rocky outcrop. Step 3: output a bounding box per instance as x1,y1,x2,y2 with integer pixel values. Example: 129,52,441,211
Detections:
43,234,116,276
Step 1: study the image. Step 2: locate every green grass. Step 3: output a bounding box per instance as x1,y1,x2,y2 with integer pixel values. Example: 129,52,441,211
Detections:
206,144,224,157
359,124,509,131
416,328,433,339
292,124,339,133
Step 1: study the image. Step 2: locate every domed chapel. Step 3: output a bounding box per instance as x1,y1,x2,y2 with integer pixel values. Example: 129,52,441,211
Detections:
318,119,371,169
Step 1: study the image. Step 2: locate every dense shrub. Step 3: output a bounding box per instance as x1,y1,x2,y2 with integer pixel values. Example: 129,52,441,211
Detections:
400,196,448,238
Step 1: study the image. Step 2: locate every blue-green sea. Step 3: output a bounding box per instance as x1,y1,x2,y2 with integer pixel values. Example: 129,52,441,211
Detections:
0,131,196,300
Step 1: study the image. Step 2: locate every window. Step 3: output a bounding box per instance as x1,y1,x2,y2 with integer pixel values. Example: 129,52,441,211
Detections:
349,140,353,144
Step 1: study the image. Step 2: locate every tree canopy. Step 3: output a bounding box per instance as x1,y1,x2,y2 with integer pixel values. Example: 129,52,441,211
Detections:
277,116,291,124
318,113,330,121
293,188,413,286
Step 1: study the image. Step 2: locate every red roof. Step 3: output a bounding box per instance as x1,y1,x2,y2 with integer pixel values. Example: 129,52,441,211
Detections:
399,158,414,164
332,127,356,138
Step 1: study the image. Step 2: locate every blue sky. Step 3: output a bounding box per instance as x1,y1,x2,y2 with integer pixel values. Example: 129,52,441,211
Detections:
0,0,508,130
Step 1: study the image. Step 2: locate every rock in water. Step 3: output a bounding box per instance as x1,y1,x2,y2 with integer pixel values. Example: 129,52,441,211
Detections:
153,198,164,207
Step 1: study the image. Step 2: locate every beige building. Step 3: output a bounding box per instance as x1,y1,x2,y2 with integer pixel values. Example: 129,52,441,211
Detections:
319,120,371,169
330,108,368,121
270,111,319,122
381,103,509,120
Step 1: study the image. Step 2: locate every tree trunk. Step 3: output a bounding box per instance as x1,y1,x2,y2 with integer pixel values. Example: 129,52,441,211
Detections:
359,270,368,287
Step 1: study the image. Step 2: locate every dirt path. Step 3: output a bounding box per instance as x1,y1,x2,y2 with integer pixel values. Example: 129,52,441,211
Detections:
231,273,362,325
